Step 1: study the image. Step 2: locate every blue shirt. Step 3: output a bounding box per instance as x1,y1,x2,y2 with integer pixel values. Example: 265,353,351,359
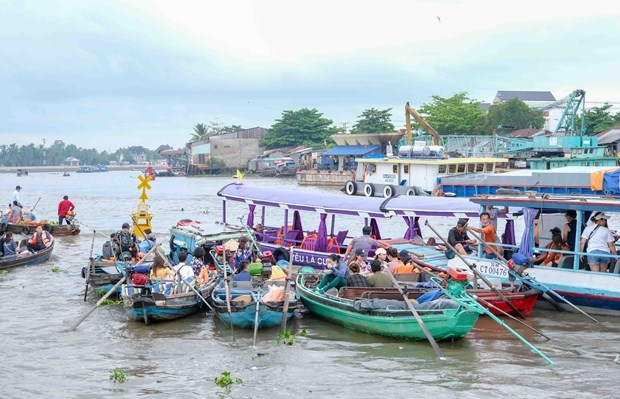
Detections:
235,270,251,281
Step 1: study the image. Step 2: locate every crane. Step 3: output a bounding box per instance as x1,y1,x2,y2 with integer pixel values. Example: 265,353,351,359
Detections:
405,102,441,145
542,89,586,136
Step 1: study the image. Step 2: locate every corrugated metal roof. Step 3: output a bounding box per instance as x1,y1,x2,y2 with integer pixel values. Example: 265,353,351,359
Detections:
321,145,381,156
596,126,620,144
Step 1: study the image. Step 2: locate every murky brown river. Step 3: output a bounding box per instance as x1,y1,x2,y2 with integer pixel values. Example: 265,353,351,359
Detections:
0,172,618,398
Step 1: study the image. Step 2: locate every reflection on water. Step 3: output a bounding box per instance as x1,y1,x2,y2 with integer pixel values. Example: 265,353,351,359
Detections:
0,173,618,398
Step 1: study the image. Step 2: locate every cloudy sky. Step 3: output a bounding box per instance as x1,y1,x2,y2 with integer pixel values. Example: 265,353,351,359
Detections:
2,0,619,152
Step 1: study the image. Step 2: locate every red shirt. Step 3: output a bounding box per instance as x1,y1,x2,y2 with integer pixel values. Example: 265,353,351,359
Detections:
58,199,75,217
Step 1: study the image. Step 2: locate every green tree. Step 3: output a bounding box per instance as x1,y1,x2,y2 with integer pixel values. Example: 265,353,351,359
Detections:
485,98,545,133
416,92,488,135
575,104,618,135
261,108,338,149
351,108,395,133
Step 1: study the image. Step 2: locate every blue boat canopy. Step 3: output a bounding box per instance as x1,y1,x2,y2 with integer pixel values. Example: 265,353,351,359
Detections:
320,145,382,157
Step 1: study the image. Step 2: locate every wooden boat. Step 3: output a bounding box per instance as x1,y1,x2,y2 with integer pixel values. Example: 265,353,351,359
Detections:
5,221,80,236
296,272,480,341
121,275,218,325
210,280,299,329
0,242,54,270
449,194,620,317
82,256,153,296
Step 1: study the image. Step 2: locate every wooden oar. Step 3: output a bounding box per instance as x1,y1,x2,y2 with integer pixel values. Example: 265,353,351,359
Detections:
281,247,293,332
69,244,159,331
252,287,261,348
465,227,599,323
83,230,97,301
30,197,41,212
382,264,446,361
425,220,528,319
222,257,235,337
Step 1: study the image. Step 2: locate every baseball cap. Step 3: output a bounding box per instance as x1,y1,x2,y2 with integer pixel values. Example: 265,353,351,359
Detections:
594,212,610,220
375,248,387,255
122,223,130,229
457,218,468,227
399,249,412,261
354,248,366,256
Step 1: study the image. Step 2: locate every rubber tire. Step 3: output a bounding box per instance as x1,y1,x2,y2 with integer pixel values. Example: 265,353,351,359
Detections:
405,188,416,196
344,181,357,196
22,226,30,235
383,185,394,198
273,247,290,262
363,183,375,197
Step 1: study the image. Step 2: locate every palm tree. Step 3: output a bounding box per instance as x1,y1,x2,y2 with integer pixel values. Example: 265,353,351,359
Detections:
190,123,209,142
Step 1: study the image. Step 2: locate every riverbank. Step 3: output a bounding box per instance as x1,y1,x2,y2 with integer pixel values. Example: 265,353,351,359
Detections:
0,165,138,174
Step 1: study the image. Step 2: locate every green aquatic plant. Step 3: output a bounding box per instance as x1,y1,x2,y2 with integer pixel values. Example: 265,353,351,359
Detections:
100,298,122,306
0,270,8,276
277,329,307,346
109,368,127,383
50,266,61,273
214,371,242,387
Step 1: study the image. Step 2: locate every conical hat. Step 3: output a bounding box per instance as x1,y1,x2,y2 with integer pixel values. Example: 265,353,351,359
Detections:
223,239,239,251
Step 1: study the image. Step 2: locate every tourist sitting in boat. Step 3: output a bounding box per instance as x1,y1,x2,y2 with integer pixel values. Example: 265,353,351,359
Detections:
101,233,117,260
342,226,388,262
138,228,156,254
16,239,31,256
26,225,54,252
445,219,476,259
235,260,251,282
234,236,253,272
115,223,138,260
173,251,194,282
373,247,388,268
468,212,502,259
346,263,369,287
347,248,369,275
580,212,617,273
8,201,22,223
368,260,393,288
386,247,403,273
149,256,175,280
2,232,18,256
190,247,206,276
534,228,569,267
395,250,415,274
315,254,350,294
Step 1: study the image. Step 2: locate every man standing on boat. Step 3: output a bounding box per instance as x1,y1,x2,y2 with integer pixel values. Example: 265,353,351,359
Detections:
11,185,22,208
468,212,502,259
580,212,617,273
57,195,75,225
343,226,388,262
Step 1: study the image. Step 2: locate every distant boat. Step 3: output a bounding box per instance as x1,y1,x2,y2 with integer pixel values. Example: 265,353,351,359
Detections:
16,169,28,176
63,172,70,177
76,164,108,173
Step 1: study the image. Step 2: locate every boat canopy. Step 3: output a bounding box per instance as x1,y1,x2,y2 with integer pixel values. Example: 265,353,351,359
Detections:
381,195,482,217
320,145,382,157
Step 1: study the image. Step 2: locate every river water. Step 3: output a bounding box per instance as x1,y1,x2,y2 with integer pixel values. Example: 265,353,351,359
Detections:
0,171,619,399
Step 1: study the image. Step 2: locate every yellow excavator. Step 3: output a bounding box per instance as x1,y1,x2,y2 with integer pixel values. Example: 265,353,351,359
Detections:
405,102,441,146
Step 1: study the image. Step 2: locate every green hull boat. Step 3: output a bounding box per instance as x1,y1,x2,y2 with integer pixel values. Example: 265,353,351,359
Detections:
296,274,479,341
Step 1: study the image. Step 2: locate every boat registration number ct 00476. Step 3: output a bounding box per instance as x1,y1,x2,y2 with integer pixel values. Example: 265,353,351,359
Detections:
477,263,509,278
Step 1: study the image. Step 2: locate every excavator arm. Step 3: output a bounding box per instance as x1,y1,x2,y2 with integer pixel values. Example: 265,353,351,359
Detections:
405,102,441,146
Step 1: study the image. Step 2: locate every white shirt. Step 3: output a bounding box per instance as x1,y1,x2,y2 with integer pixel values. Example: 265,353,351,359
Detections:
173,262,194,280
11,190,20,204
581,224,614,253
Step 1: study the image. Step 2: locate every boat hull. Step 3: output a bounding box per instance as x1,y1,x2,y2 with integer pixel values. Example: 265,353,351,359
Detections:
0,243,54,270
297,275,479,341
5,222,80,236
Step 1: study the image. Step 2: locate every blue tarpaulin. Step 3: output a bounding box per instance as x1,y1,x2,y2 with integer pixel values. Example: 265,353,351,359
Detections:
603,168,620,194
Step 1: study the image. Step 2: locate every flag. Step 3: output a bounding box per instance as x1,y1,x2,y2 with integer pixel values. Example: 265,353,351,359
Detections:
236,169,243,182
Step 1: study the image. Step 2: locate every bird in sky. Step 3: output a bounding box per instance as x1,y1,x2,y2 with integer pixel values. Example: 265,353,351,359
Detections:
436,16,441,22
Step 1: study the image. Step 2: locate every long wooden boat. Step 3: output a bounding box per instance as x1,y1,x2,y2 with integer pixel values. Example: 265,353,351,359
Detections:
450,194,620,317
4,221,80,236
0,242,54,270
82,256,153,296
296,273,480,341
210,280,299,329
122,277,218,325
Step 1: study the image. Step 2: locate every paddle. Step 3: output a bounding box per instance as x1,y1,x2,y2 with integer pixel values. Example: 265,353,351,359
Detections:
382,264,446,361
425,220,528,320
69,244,159,331
223,254,235,337
280,247,293,332
465,227,599,323
83,230,97,301
252,287,261,348
30,197,41,212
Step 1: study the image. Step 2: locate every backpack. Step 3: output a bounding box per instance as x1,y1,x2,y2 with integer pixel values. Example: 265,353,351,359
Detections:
118,231,134,252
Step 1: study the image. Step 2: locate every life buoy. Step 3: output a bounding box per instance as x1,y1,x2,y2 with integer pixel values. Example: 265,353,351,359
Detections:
363,183,375,197
405,188,416,196
345,181,357,196
383,185,395,198
21,226,30,235
272,247,290,262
